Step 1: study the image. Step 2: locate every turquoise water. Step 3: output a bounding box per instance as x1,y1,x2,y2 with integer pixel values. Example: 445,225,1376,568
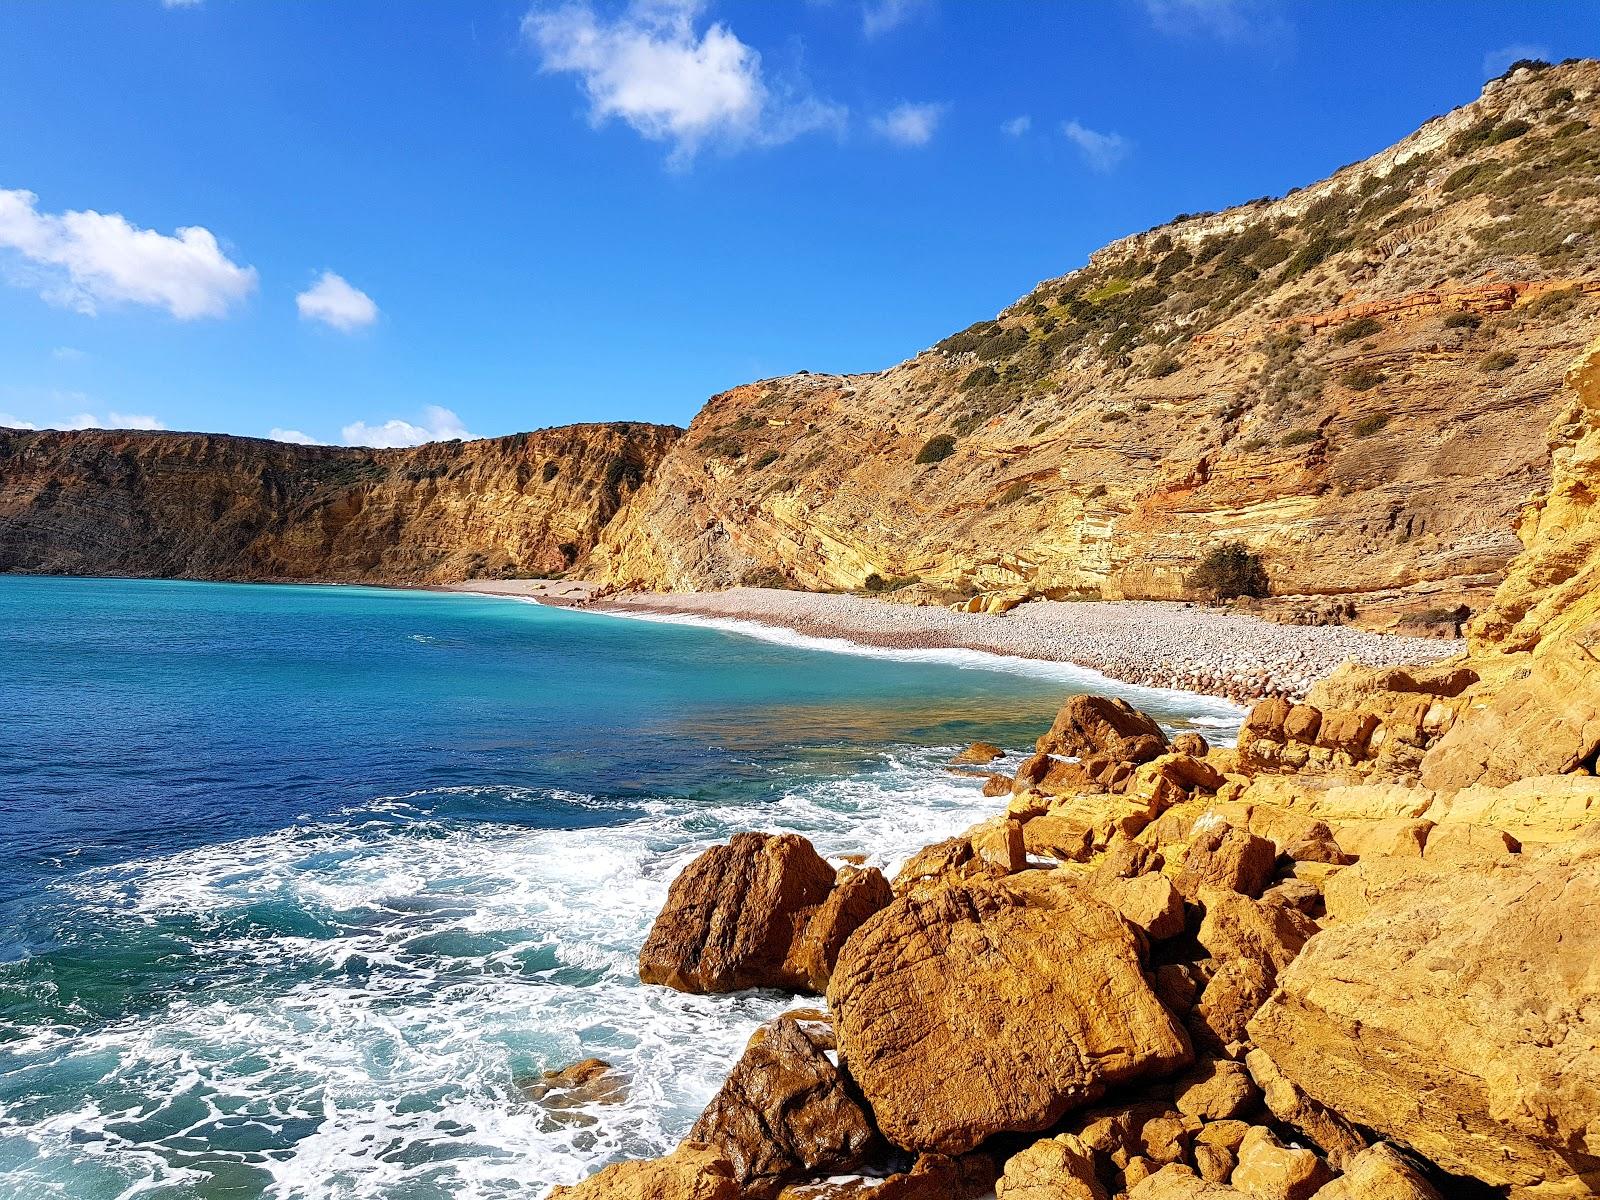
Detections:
0,576,1237,1199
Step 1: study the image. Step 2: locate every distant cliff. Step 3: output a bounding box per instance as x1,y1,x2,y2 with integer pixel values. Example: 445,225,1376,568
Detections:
0,423,679,583
584,60,1600,605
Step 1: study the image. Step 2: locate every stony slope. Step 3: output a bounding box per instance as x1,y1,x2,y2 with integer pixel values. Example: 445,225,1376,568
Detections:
586,60,1600,611
0,422,679,583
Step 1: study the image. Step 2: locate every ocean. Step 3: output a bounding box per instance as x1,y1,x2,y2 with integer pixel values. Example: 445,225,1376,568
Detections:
0,576,1239,1199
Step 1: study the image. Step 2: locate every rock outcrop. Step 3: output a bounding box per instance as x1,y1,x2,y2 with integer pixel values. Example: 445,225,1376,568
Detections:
638,833,891,994
588,62,1600,611
826,877,1192,1154
0,423,678,583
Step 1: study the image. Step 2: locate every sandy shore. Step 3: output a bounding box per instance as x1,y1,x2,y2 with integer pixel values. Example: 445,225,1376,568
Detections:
443,581,1461,703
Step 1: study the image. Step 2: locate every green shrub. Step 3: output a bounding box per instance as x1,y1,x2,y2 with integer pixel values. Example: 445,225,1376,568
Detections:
1351,412,1390,437
1187,542,1269,600
1545,86,1576,108
1102,410,1130,423
961,365,1000,391
1280,428,1321,447
751,449,780,470
1030,420,1054,437
1146,353,1181,378
1524,285,1581,319
698,432,744,459
1239,437,1271,452
1442,311,1482,330
1339,364,1386,391
1333,315,1382,343
1479,350,1519,373
996,480,1029,505
915,433,957,464
742,565,796,590
541,461,559,483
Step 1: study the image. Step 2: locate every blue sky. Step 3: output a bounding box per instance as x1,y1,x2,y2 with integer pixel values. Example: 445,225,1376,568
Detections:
0,1,1595,445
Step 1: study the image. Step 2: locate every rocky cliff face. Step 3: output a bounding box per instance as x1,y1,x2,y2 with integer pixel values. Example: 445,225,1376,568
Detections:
0,423,679,583
587,61,1600,606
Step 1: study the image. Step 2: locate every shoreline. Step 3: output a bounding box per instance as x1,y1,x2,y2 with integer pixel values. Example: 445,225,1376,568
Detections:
442,581,1462,704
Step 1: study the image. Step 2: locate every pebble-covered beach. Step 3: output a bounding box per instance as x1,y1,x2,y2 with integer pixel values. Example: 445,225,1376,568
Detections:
451,582,1461,703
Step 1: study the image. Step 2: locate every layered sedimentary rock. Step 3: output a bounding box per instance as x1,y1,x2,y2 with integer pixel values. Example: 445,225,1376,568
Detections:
0,422,678,583
588,62,1600,608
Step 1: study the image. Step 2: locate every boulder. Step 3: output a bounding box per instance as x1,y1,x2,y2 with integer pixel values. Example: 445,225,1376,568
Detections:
1022,811,1098,862
828,878,1192,1154
1095,872,1186,941
1173,820,1278,902
689,1010,877,1196
970,817,1028,873
952,741,1004,765
1248,843,1600,1194
1230,1126,1332,1200
784,866,895,993
996,1133,1109,1200
548,1143,741,1200
1037,695,1169,764
1312,710,1380,758
522,1057,628,1127
639,833,837,993
1196,890,1318,977
1330,817,1431,860
1190,957,1273,1052
983,773,1015,798
1174,1058,1260,1121
892,836,974,893
776,1153,996,1200
1308,1144,1442,1200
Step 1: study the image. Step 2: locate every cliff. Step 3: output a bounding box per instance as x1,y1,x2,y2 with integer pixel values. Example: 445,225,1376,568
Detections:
586,60,1600,607
0,423,679,583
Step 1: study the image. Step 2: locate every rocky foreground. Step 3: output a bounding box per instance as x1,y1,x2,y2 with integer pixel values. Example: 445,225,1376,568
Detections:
534,339,1600,1199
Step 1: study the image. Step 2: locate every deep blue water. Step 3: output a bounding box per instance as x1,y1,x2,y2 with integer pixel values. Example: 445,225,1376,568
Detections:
0,576,1235,1199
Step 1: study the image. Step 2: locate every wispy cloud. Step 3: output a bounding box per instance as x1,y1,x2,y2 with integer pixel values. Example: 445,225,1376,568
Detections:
1001,114,1031,138
45,411,166,431
341,405,474,448
0,188,256,319
0,413,37,430
1140,0,1290,44
269,428,320,445
296,270,379,332
861,0,929,37
872,101,946,147
51,346,87,362
1062,119,1130,172
1483,43,1551,79
524,0,844,166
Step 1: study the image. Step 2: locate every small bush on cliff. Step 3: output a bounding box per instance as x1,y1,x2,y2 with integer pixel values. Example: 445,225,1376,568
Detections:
961,365,1000,391
862,572,920,593
1281,428,1321,447
1333,315,1382,343
751,450,780,470
1480,350,1519,373
996,480,1029,505
915,434,957,464
1188,542,1269,601
541,461,559,483
1352,412,1391,437
1145,352,1180,378
1525,285,1582,319
1443,310,1482,330
1339,364,1386,391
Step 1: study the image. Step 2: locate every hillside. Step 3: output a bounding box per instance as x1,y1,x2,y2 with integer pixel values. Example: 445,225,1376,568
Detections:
0,422,679,583
585,59,1600,618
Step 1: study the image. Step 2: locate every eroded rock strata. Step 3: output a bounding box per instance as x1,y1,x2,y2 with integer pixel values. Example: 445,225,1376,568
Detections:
0,422,679,583
552,331,1600,1199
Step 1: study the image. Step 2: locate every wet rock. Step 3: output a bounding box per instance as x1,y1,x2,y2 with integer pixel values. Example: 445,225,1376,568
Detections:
777,1153,997,1200
689,1010,878,1196
828,878,1191,1154
785,866,895,993
1036,695,1169,765
522,1058,627,1127
983,773,1015,798
952,741,1004,765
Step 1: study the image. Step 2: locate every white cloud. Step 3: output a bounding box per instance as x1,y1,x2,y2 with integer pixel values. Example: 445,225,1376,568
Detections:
341,405,475,448
270,428,321,445
861,0,927,37
1062,119,1131,172
1001,114,1031,138
0,188,256,319
872,101,946,146
39,411,167,431
51,346,87,362
0,413,37,430
1483,43,1551,79
296,270,379,332
524,0,844,165
162,0,204,7
1140,0,1289,43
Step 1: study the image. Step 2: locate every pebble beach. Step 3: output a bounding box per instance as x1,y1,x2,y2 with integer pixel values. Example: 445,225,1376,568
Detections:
447,581,1462,703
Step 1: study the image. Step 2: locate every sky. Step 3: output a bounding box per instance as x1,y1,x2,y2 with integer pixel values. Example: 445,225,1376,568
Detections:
0,1,1596,446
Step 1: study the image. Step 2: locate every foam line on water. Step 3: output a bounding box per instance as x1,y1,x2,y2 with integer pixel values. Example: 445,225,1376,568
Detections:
0,751,1003,1200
